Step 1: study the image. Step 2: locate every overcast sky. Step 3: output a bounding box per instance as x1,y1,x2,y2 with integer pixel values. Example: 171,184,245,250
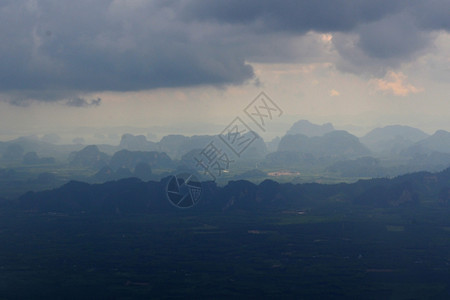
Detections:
0,0,449,142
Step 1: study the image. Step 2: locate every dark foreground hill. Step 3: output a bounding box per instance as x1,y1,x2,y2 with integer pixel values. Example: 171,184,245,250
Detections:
3,169,450,299
17,167,450,214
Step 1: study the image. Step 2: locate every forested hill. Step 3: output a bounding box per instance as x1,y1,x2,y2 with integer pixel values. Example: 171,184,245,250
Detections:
15,168,450,214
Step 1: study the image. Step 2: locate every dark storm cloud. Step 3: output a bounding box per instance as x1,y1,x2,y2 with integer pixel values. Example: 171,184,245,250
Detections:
0,0,254,103
410,0,450,30
0,0,449,103
180,0,450,74
356,14,430,59
180,0,404,32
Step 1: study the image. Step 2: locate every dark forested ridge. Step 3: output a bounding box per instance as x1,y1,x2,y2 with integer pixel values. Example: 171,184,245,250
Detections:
1,168,450,299
16,167,450,214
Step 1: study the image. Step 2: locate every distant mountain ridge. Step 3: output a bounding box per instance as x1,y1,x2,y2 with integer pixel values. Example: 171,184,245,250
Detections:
17,167,450,214
109,149,173,170
415,130,450,153
277,130,370,158
286,120,335,137
119,134,157,151
69,145,110,169
1,121,449,186
361,125,429,154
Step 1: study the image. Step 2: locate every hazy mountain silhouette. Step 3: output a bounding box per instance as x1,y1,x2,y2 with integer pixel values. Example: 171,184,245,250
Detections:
407,152,450,173
69,145,110,169
115,167,134,179
119,134,157,151
286,120,334,137
361,125,429,154
400,130,450,164
109,150,173,170
133,162,153,181
23,152,55,165
239,131,268,160
177,148,203,172
1,121,448,188
2,144,24,161
278,130,370,158
266,136,281,153
414,130,450,153
158,134,214,159
91,166,116,182
155,132,267,160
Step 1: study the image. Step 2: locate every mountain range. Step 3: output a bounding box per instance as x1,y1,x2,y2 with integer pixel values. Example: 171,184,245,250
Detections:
1,120,450,196
285,120,335,137
360,125,429,154
16,167,450,214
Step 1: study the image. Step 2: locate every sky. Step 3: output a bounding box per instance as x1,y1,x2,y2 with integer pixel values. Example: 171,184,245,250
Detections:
0,0,449,143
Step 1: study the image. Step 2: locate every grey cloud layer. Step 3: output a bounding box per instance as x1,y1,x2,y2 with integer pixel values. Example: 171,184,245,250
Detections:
0,0,448,103
180,0,404,32
0,1,253,94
